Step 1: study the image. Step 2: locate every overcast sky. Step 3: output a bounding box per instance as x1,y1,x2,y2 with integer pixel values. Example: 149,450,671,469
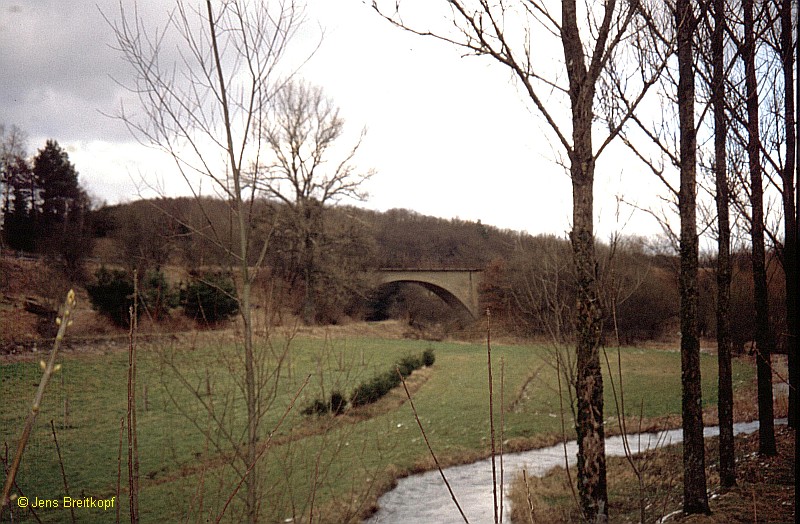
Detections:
0,0,669,240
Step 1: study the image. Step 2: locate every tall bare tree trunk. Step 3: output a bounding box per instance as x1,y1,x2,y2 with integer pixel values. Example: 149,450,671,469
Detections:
712,0,735,489
795,0,800,505
301,201,320,324
205,2,259,519
676,0,710,514
779,0,798,432
572,169,607,523
742,0,776,457
563,1,607,520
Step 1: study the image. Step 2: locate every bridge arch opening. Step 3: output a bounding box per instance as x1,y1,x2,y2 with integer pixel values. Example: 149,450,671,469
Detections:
366,280,474,322
368,268,483,321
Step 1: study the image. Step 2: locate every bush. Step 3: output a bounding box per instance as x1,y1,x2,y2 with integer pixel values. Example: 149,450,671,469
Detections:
140,270,178,321
397,354,423,377
351,371,396,407
302,390,349,417
350,379,380,407
86,267,136,327
350,350,431,407
301,398,330,416
330,390,347,415
182,272,239,323
379,369,401,391
423,348,435,367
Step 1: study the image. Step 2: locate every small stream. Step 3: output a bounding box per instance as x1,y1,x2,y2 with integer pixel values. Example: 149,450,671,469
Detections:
364,419,786,523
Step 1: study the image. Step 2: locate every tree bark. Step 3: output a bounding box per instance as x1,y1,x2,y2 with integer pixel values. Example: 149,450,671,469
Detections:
563,1,607,520
779,0,798,432
712,0,735,489
676,0,710,514
743,0,776,457
795,0,800,506
571,179,607,523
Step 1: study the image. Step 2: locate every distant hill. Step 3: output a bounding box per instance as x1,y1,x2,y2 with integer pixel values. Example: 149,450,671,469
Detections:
1,196,781,346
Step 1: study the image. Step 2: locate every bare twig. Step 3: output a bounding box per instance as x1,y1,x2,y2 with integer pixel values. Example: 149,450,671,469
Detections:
522,470,536,523
50,420,76,524
486,309,499,524
1,289,76,519
397,368,469,523
602,347,645,522
555,350,582,516
126,271,140,524
499,356,505,524
117,417,124,524
186,432,209,524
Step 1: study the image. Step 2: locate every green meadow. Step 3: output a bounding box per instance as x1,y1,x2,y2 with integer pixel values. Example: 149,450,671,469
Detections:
1,334,753,522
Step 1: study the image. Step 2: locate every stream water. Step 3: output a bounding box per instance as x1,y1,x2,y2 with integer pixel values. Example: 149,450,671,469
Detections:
364,419,787,523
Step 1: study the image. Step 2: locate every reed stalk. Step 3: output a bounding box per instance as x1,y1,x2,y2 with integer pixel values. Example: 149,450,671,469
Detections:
1,289,76,519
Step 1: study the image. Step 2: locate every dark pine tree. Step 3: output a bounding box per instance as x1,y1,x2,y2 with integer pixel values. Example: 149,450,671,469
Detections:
34,140,80,232
31,140,92,279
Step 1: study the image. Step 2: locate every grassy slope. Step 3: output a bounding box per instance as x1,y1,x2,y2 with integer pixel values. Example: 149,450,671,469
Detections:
1,336,752,522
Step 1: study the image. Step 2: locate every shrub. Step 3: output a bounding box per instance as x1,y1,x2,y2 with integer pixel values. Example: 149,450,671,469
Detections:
423,348,435,367
330,390,347,415
351,372,397,407
302,390,349,416
140,270,178,321
86,267,136,327
350,381,380,407
397,354,424,378
351,350,432,407
350,380,379,407
301,398,330,416
182,272,239,324
378,369,401,391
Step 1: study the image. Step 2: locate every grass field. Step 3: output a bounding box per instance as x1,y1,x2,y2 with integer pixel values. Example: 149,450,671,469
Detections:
1,331,754,523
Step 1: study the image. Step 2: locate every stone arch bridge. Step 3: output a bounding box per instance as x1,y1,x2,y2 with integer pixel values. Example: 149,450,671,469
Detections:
370,268,484,319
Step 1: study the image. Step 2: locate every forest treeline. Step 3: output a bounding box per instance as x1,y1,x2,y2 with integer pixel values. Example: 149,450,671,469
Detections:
0,129,786,344
4,184,785,348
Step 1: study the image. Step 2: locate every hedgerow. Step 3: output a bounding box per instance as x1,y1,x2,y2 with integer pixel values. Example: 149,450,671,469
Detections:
350,349,435,408
301,348,436,415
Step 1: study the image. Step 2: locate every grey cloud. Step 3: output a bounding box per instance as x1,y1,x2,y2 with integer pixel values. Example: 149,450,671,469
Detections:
0,0,168,143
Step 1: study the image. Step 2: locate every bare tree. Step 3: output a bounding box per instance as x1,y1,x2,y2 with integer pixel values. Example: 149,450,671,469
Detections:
710,0,736,489
258,79,374,323
674,0,711,513
777,0,797,434
742,0,776,456
0,124,34,251
371,1,662,520
794,0,800,503
613,0,711,512
0,125,28,217
106,1,307,521
644,0,722,510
